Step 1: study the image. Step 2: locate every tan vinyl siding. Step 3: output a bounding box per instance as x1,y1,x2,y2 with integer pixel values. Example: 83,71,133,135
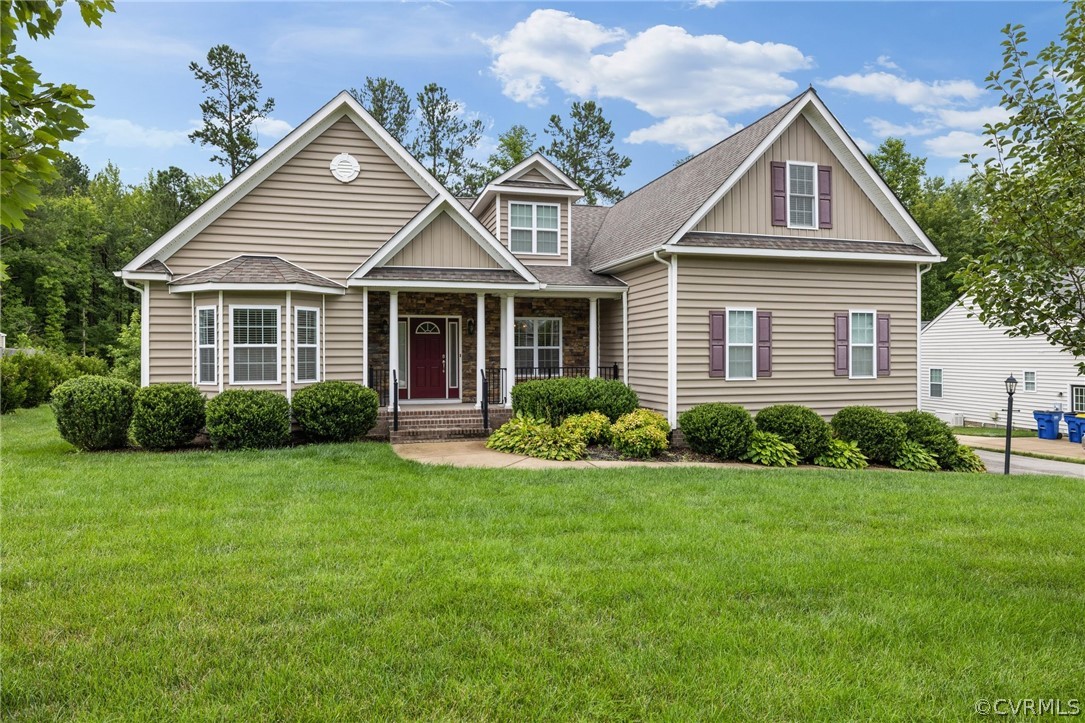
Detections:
322,291,366,384
500,195,569,266
598,297,624,371
148,283,195,385
479,199,497,236
616,262,669,412
676,257,917,417
165,116,431,280
695,116,902,243
387,211,499,268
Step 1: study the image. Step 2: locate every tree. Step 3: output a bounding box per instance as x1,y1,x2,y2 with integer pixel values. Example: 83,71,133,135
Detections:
188,44,275,177
136,166,223,237
1,0,114,230
868,137,926,210
350,76,412,145
957,3,1085,370
544,101,631,205
411,83,484,196
462,124,538,193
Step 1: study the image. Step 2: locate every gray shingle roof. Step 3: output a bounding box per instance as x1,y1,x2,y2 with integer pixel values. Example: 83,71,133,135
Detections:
361,267,530,284
171,256,343,288
678,232,937,257
526,264,625,288
587,93,804,269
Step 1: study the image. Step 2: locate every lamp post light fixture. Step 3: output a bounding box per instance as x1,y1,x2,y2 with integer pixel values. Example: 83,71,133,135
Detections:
1004,374,1018,475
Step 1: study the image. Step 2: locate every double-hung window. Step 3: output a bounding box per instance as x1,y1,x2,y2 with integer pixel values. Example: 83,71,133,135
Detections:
197,306,217,385
1072,385,1085,414
929,368,943,398
726,309,755,380
231,306,279,384
849,311,876,379
295,307,319,383
509,202,559,254
514,318,561,371
787,161,817,229
1023,370,1037,392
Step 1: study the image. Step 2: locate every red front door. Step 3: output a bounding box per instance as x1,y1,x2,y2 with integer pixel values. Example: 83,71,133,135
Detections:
408,318,446,399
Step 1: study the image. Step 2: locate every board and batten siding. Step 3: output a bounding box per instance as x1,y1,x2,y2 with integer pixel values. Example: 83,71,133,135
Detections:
164,116,431,281
499,194,570,266
386,211,499,268
518,167,552,183
676,257,918,417
695,115,903,244
614,261,669,412
920,299,1084,428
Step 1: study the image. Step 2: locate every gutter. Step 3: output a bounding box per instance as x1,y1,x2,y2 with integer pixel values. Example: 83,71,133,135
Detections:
122,279,150,387
652,251,678,427
917,263,933,410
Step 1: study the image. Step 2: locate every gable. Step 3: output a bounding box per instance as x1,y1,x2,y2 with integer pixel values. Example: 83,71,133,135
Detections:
518,167,552,184
695,115,902,243
163,116,431,280
386,211,500,269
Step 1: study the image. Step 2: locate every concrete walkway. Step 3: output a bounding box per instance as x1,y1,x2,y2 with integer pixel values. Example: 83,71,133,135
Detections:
971,449,1084,478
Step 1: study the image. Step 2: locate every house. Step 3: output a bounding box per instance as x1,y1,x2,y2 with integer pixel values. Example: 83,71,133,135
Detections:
117,88,943,439
920,296,1085,429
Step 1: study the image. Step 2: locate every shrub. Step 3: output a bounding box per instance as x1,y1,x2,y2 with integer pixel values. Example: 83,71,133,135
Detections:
486,414,586,460
892,440,940,471
896,410,959,469
679,403,755,460
611,408,670,459
292,381,379,442
0,356,28,413
130,384,206,450
814,438,869,470
831,406,908,464
205,389,290,450
510,377,638,425
560,411,612,445
51,375,137,451
0,351,109,411
742,430,800,467
754,404,832,461
944,445,987,473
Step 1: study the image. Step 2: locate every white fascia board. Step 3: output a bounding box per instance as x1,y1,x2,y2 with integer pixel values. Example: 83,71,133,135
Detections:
347,279,540,292
170,282,346,295
116,271,171,282
488,152,581,191
662,244,944,264
530,286,626,297
921,294,971,336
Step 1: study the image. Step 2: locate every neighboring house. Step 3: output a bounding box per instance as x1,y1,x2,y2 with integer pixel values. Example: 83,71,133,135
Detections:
921,297,1085,429
117,88,943,437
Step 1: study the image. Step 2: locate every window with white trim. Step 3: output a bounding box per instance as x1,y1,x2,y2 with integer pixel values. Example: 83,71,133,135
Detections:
509,202,559,254
849,311,876,379
1072,385,1085,413
514,318,561,370
397,320,407,389
929,368,943,398
787,161,817,229
726,309,755,380
1023,370,1037,392
295,307,319,383
231,306,279,384
197,306,217,385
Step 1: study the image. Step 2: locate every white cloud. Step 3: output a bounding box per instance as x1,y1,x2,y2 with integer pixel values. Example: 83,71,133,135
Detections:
875,55,900,71
866,117,935,137
625,114,741,153
823,71,983,111
853,136,876,154
936,105,1010,131
78,116,196,149
924,130,988,158
694,0,725,7
253,117,294,141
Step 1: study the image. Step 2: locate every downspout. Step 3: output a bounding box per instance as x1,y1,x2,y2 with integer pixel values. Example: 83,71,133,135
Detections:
917,263,933,410
652,250,677,427
122,279,149,387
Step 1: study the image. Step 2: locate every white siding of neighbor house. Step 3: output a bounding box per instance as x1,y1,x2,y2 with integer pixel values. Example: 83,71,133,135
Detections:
920,298,1085,429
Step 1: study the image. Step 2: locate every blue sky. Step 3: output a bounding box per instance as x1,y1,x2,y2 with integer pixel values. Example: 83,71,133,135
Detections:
29,1,1066,193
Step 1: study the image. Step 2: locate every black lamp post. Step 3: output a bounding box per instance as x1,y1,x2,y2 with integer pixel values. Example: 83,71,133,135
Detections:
1004,375,1018,475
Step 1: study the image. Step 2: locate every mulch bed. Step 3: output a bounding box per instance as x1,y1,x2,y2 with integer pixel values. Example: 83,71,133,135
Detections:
584,445,722,464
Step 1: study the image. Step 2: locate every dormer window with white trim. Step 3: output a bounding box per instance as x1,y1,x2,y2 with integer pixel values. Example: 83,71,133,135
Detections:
509,202,559,255
787,161,817,229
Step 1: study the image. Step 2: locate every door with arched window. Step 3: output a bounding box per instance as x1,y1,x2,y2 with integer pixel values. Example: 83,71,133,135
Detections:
409,318,446,399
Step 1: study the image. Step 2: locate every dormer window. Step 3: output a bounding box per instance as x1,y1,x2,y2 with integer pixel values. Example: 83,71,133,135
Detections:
787,161,817,229
509,202,559,255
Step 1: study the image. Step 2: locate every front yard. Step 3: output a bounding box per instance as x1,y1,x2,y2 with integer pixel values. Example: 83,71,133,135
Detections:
3,406,1083,720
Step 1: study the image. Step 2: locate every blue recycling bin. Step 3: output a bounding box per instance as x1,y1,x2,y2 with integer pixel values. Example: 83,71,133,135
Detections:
1032,410,1064,440
1064,414,1085,444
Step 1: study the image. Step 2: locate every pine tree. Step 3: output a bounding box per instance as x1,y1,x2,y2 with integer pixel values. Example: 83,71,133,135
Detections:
544,101,631,205
350,76,412,145
411,83,485,195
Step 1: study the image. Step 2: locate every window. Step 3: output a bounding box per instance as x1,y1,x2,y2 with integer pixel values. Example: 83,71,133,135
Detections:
509,202,559,254
787,161,816,228
197,306,216,385
726,309,755,380
447,321,460,389
1072,385,1085,414
1023,370,1037,392
929,368,943,398
295,307,319,383
849,311,876,379
397,320,407,389
231,306,279,384
514,318,561,371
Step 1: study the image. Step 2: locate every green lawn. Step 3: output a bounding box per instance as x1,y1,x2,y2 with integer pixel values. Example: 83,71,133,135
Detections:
3,407,1083,720
952,426,1037,438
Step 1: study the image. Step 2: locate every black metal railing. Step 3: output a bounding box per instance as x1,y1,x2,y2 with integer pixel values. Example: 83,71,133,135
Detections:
484,367,507,405
368,366,389,407
513,364,621,382
480,369,490,430
392,369,399,432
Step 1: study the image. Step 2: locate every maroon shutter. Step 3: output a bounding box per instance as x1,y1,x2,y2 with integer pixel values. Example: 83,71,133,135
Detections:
818,165,832,229
771,161,787,226
756,311,772,378
877,313,891,376
834,312,849,376
709,311,726,378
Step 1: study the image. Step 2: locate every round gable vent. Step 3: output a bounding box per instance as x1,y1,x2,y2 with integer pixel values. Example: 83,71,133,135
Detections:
330,153,360,183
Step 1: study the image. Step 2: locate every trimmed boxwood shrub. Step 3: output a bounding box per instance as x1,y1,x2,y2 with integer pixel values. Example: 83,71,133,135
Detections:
205,389,290,450
130,383,206,450
831,406,907,464
486,414,586,460
679,403,755,460
510,377,638,425
896,410,958,469
292,381,379,442
754,404,831,461
611,408,670,459
51,375,137,451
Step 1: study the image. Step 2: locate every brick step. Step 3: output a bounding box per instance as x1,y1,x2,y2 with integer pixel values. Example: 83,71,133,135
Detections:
390,428,492,443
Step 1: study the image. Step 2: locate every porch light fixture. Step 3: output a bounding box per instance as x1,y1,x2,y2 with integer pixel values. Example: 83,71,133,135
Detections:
1003,374,1017,475
467,319,475,335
